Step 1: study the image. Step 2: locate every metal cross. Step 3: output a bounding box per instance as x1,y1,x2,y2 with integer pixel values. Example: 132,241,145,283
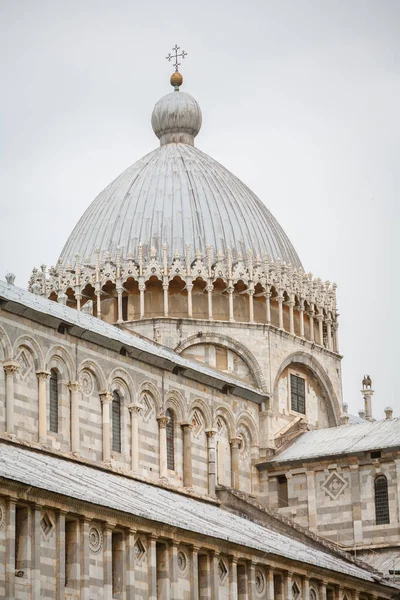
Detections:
165,44,187,72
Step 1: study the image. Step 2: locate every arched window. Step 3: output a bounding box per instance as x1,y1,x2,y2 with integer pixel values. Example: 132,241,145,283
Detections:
166,409,175,471
112,391,121,453
375,475,390,524
49,369,59,433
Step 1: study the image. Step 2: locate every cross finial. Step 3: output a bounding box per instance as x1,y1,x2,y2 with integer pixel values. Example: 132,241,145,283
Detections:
166,44,187,72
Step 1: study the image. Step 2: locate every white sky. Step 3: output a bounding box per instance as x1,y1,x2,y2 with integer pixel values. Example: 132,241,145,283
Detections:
1,0,399,418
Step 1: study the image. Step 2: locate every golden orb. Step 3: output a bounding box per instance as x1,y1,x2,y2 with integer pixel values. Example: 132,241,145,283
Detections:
170,71,183,89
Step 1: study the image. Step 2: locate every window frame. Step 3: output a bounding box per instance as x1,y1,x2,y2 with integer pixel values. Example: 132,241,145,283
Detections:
49,368,59,433
166,408,175,471
111,390,122,453
375,474,390,525
289,371,306,415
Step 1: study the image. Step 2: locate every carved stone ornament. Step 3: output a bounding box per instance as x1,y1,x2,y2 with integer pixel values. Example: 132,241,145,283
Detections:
177,549,189,576
89,525,103,554
255,569,265,595
79,370,94,396
0,499,6,530
321,471,348,500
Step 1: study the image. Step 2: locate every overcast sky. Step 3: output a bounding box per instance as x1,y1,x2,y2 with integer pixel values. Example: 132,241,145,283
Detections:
1,0,399,418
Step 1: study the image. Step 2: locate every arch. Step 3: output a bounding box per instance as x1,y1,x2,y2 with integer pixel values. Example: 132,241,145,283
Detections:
375,474,390,525
138,380,162,414
108,367,135,405
78,358,107,392
272,352,341,425
174,332,266,391
214,405,236,438
45,345,75,382
188,398,213,430
13,334,45,371
165,389,186,423
0,324,12,361
236,412,259,447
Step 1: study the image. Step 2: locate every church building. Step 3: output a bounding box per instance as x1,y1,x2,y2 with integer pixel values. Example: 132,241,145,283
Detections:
0,52,399,599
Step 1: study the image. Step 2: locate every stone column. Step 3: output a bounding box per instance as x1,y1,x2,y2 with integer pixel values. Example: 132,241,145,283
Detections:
248,290,255,324
230,557,238,600
317,314,324,347
56,511,66,600
228,286,234,322
69,382,81,453
103,525,113,600
349,463,363,544
247,562,256,600
5,498,16,598
95,289,102,320
207,284,214,320
157,413,170,480
288,300,295,335
299,300,305,337
139,282,145,319
211,552,220,600
302,576,310,600
148,535,158,600
309,306,315,342
80,518,90,600
191,546,200,600
333,321,339,353
182,422,193,488
318,581,327,600
284,571,293,600
169,541,179,599
187,283,193,318
206,429,217,496
37,370,50,443
163,283,169,317
306,470,317,531
230,437,241,490
326,318,333,351
99,391,113,462
3,361,19,434
32,504,42,600
116,287,123,323
278,294,284,329
266,568,274,600
128,403,142,473
126,528,136,600
265,290,271,325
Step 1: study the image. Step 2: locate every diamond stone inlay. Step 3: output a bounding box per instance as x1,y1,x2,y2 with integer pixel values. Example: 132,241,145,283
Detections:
321,471,348,500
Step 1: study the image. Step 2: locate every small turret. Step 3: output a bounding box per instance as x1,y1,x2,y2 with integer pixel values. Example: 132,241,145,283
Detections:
361,374,374,421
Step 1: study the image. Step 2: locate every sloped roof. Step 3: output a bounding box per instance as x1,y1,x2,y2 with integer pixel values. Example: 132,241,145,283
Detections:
0,280,266,403
0,441,388,584
268,419,400,464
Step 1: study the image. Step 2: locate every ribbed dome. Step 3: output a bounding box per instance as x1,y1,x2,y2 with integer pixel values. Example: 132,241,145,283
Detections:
151,91,202,146
59,143,302,268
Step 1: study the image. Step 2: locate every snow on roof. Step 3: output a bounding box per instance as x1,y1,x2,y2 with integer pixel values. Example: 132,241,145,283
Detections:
0,442,385,584
0,280,266,403
269,419,400,464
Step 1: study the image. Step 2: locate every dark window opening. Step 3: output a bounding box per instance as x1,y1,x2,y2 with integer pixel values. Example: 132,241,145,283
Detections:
277,475,288,508
57,324,67,334
375,475,390,525
166,409,175,471
112,391,122,453
112,531,123,595
49,369,59,433
371,450,381,459
290,374,306,414
65,520,77,588
119,347,127,356
15,506,29,573
122,296,128,322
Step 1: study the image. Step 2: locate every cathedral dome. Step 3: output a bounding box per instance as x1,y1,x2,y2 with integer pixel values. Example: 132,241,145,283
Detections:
59,81,302,269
